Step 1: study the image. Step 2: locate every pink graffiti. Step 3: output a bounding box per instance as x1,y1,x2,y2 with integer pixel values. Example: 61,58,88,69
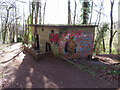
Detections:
49,33,59,45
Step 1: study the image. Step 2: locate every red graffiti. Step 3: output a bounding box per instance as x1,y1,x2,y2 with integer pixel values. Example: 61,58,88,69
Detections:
78,30,82,35
49,33,59,45
54,34,58,44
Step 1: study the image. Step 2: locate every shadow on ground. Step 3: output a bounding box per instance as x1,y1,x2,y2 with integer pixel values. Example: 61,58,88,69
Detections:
7,51,60,88
4,50,118,88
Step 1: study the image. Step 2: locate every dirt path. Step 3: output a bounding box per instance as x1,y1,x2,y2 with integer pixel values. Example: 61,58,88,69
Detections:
0,43,118,88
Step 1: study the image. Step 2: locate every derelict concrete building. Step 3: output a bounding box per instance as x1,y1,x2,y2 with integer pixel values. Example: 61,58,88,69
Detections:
30,24,97,60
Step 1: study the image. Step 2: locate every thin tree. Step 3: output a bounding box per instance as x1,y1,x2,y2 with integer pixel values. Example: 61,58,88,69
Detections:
95,0,104,26
3,5,14,43
15,0,18,42
73,0,77,25
35,0,39,24
1,13,4,41
43,0,47,24
68,0,71,24
31,0,35,24
39,1,42,24
109,0,117,54
89,0,93,24
23,5,25,43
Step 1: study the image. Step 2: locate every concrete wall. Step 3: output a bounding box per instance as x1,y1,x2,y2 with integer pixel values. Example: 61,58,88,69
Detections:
30,25,96,59
37,26,60,53
31,26,35,48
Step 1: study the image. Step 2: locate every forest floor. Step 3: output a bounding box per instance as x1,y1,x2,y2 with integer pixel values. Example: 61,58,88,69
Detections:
0,43,119,88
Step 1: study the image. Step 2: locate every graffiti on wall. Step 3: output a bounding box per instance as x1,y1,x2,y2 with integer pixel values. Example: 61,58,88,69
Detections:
58,30,94,58
65,34,77,55
49,33,59,45
78,33,93,56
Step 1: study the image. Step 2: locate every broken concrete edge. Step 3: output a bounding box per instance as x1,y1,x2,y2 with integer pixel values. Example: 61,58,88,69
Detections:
59,56,102,78
24,45,50,60
60,56,87,70
24,45,37,60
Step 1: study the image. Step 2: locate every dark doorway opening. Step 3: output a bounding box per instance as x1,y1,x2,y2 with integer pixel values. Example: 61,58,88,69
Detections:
35,34,39,50
46,42,51,52
36,34,39,49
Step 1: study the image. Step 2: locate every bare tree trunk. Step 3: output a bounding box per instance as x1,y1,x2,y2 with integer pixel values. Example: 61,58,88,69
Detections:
39,1,42,24
73,0,77,25
12,25,15,43
83,1,86,24
31,1,35,24
23,21,24,43
94,0,104,54
2,23,4,40
95,0,104,25
89,0,93,24
23,6,25,44
10,29,12,43
12,6,15,43
2,23,4,41
24,21,27,44
103,38,105,52
1,14,4,42
3,9,9,44
15,2,18,42
97,1,104,26
43,0,47,24
29,0,31,17
27,16,30,44
10,30,13,43
8,23,11,43
68,0,71,24
35,0,39,24
109,0,114,54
